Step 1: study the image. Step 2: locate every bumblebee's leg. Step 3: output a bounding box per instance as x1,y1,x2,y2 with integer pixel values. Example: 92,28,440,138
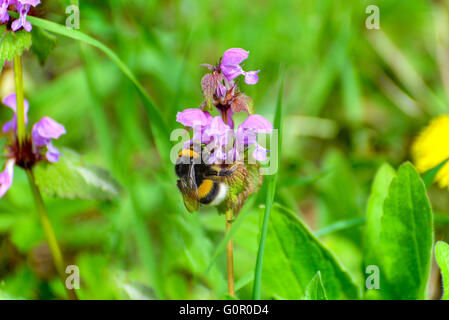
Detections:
217,165,238,177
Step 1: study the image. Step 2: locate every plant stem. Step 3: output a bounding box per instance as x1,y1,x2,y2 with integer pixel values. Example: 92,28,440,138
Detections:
25,169,78,300
225,209,235,297
13,55,26,146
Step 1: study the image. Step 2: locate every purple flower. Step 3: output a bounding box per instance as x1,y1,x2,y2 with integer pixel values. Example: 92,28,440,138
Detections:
235,115,273,161
0,0,10,23
0,159,15,198
32,117,66,162
220,48,260,85
1,0,39,30
11,2,32,32
2,93,29,133
176,108,273,163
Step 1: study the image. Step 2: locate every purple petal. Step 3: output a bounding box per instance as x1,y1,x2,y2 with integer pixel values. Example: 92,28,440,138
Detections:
32,117,66,147
221,64,244,82
2,93,18,110
46,143,61,163
176,109,212,127
11,2,32,32
2,93,30,132
222,48,249,66
244,70,260,85
216,82,227,98
18,0,40,6
0,0,9,23
0,159,15,198
11,19,22,32
253,145,268,162
23,20,32,32
238,114,273,133
205,116,229,136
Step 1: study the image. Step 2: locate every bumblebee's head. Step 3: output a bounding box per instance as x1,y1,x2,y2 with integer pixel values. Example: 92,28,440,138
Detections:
175,148,201,178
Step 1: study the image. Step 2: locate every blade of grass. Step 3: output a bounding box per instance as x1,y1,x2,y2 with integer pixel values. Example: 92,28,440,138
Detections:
252,67,284,300
422,158,449,189
368,30,447,116
16,14,171,161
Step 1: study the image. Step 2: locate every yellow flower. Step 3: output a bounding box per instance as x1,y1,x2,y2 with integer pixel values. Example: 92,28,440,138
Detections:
412,115,449,189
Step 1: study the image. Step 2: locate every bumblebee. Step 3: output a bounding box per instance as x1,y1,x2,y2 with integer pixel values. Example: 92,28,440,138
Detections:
175,146,237,213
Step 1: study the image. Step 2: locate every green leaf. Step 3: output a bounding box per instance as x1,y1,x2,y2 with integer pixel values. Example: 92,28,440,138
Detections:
30,27,57,65
422,158,449,189
364,163,396,268
373,162,433,299
262,207,360,300
0,25,32,71
435,241,449,300
34,148,122,200
302,271,328,300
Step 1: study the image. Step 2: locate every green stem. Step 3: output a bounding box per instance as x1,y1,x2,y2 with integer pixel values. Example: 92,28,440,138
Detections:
13,55,26,146
26,169,78,300
225,209,235,297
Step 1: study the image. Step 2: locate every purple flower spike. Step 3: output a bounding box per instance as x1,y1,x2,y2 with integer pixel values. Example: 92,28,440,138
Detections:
220,48,260,85
0,159,15,198
2,93,29,133
32,117,66,147
12,2,32,32
0,0,10,24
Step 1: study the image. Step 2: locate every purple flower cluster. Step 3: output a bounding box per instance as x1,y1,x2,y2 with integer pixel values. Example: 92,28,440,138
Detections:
0,93,66,197
177,48,272,164
0,0,40,32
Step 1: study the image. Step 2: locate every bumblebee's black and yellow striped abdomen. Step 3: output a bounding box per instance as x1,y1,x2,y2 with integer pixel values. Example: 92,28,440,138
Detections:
197,178,219,204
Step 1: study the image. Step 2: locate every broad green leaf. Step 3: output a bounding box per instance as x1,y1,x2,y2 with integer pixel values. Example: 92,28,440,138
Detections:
364,163,396,268
302,271,328,300
0,25,32,71
317,150,361,227
262,207,360,300
34,148,122,200
435,241,449,300
378,162,433,299
31,27,57,65
422,158,449,189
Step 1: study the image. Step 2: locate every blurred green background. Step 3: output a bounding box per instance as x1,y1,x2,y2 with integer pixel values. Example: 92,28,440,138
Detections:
1,0,449,299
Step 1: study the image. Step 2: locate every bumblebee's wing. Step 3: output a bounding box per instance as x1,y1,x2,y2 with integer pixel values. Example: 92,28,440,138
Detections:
177,165,199,213
177,180,199,213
